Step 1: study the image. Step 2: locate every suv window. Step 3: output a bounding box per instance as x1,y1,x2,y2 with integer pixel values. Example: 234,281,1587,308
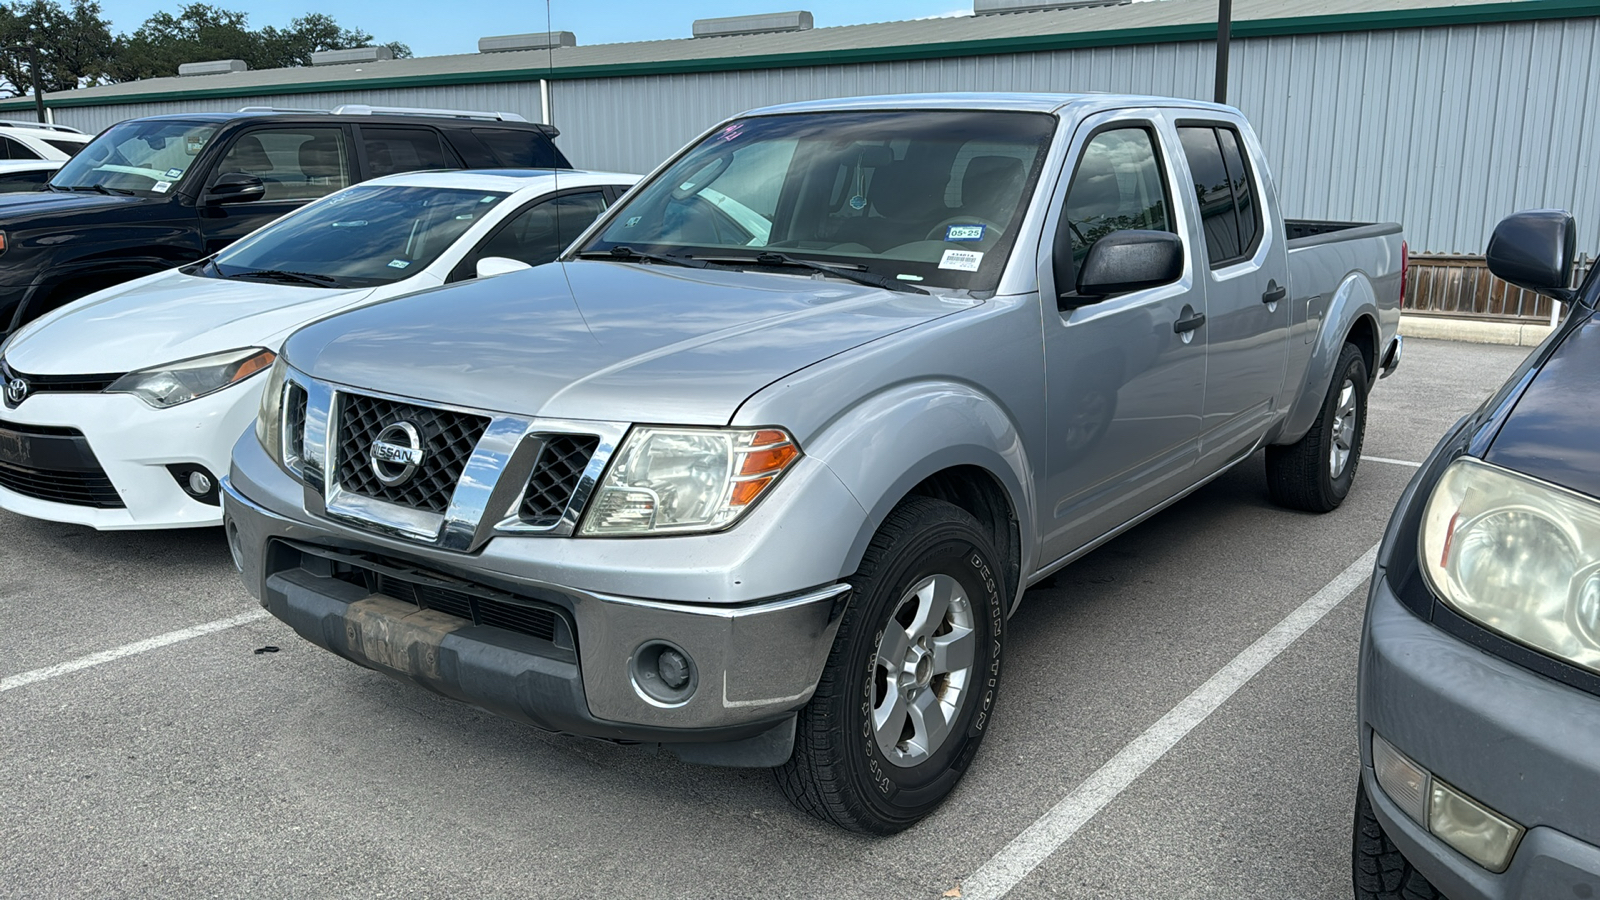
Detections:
1178,125,1259,266
43,138,83,157
471,128,565,168
361,127,459,177
218,127,352,201
0,135,40,160
457,190,609,279
0,168,48,191
1058,126,1174,288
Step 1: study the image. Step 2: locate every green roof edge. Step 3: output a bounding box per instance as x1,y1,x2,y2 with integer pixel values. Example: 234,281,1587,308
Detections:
4,0,1596,111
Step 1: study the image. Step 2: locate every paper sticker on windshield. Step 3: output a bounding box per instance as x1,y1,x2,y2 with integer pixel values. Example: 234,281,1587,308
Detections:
939,249,983,272
163,168,184,179
454,214,474,220
717,122,745,143
480,196,496,203
387,259,411,269
625,216,641,227
152,181,171,193
945,224,986,242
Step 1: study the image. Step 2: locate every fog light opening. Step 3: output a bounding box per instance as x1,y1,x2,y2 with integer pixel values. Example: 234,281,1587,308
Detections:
1429,779,1525,873
166,464,221,506
630,641,697,707
1372,731,1431,825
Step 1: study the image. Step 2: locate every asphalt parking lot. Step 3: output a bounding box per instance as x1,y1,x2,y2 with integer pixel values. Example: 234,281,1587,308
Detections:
0,337,1536,899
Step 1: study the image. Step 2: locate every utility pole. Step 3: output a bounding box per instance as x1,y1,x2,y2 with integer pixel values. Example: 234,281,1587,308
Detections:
4,39,45,123
1214,0,1232,105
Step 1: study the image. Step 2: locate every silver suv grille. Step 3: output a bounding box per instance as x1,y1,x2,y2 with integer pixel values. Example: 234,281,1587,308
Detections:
335,393,490,514
518,434,600,526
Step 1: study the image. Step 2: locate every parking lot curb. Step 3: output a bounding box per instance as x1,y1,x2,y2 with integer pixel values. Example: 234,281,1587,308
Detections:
1400,314,1554,347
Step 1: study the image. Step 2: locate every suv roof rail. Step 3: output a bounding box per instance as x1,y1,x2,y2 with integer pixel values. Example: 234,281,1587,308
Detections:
237,106,333,115
330,104,529,122
0,119,84,134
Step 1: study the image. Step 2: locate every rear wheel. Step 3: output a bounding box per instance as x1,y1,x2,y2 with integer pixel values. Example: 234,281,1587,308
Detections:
1353,779,1444,900
1267,341,1368,512
775,496,1005,834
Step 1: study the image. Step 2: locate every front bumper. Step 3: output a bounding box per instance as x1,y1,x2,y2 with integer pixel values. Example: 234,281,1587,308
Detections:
0,382,262,529
1359,573,1600,898
223,472,850,756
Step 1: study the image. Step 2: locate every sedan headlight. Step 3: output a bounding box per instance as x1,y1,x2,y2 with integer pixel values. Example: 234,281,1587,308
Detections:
579,426,800,535
1420,457,1600,673
107,347,276,409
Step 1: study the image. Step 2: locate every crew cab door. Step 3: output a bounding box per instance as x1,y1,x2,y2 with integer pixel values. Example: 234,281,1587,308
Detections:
1173,120,1290,469
197,125,356,254
1035,112,1207,565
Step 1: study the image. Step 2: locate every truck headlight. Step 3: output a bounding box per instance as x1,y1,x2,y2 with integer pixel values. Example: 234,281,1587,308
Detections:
106,347,276,409
579,426,800,535
1420,457,1600,673
254,356,288,462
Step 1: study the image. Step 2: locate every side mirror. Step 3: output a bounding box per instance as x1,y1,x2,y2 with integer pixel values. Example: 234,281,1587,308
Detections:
1486,209,1577,301
1069,230,1184,304
205,172,266,205
475,256,533,278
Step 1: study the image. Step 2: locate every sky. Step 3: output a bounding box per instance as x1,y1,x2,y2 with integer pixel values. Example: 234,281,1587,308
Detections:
90,1,973,58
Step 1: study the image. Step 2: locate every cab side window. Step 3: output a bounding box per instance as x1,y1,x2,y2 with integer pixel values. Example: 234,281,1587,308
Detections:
1177,124,1261,267
1057,127,1173,290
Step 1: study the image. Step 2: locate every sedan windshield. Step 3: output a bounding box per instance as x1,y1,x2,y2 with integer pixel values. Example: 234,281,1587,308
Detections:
51,119,219,193
579,109,1057,291
209,185,508,288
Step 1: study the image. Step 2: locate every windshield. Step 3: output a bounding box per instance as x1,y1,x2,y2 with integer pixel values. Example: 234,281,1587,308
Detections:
208,185,508,288
51,119,218,193
580,110,1056,291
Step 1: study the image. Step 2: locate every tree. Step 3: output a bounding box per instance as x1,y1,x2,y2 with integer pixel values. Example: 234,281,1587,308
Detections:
0,0,115,97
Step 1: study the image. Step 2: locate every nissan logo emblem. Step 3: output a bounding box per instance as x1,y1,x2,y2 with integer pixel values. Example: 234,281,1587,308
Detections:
4,377,27,405
369,421,425,487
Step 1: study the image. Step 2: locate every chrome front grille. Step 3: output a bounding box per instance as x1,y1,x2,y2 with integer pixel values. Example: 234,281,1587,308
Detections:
519,434,600,526
334,393,490,514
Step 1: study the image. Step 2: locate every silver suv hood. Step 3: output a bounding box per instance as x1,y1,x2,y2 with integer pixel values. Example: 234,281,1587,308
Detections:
282,260,974,424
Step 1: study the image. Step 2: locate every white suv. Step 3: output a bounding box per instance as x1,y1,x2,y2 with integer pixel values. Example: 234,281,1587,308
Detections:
0,120,90,160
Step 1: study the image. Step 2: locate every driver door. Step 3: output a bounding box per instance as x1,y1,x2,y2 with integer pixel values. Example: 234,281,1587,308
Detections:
1035,113,1207,566
198,126,355,254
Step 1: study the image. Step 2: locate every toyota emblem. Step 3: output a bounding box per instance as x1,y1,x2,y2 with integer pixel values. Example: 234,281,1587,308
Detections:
4,377,27,406
369,421,424,486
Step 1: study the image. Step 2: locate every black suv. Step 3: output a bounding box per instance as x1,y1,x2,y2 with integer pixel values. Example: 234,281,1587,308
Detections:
0,105,569,336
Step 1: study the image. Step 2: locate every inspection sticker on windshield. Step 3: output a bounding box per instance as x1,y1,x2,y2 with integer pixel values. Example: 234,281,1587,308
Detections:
387,259,411,269
945,224,986,242
152,181,171,193
939,249,983,272
163,168,184,179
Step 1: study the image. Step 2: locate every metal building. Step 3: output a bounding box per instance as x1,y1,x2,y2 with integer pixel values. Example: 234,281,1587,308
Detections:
5,0,1599,258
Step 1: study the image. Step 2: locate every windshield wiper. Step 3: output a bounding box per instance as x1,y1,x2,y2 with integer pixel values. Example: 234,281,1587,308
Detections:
576,246,708,269
706,251,928,295
59,184,135,196
227,269,344,288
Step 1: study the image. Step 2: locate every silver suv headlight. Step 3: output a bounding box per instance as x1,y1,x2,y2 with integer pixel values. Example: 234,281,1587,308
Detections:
106,347,276,409
254,356,288,462
1420,456,1600,674
579,426,800,535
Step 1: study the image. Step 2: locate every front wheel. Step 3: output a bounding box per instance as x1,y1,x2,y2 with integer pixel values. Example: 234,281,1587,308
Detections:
1353,778,1444,900
775,497,1005,834
1267,341,1368,512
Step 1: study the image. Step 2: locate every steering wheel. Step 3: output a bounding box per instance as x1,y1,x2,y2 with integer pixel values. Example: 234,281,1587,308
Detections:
924,216,1003,242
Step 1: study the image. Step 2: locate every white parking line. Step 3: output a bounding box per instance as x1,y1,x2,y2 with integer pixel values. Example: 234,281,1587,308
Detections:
0,610,270,694
1365,456,1423,468
958,542,1381,900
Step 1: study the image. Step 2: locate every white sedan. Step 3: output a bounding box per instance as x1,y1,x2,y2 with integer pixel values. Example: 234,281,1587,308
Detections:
0,168,636,529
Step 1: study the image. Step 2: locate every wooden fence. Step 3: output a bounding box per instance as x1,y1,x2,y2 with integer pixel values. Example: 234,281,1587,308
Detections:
1406,253,1594,323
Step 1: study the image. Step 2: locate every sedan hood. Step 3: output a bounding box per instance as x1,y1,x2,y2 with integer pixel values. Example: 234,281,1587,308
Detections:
1485,309,1600,499
284,260,974,424
3,270,376,375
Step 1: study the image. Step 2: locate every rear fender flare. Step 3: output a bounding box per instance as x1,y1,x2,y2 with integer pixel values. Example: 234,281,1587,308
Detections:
1275,272,1379,445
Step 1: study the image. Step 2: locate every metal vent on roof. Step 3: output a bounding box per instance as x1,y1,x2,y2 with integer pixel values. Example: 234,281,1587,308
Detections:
478,31,577,53
973,0,1129,13
310,46,394,66
692,10,813,38
177,59,248,76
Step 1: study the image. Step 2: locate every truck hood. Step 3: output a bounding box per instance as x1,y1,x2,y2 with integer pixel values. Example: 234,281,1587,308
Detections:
1484,309,1600,499
0,188,146,221
2,269,377,375
284,260,975,424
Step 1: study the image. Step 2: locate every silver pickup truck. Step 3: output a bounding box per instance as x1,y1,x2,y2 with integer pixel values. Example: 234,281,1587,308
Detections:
223,93,1403,833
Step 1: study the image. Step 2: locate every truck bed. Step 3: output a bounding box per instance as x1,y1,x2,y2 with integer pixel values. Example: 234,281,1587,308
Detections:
1285,219,1403,249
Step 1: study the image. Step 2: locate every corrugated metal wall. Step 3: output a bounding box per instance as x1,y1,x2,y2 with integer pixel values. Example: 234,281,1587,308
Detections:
48,16,1600,255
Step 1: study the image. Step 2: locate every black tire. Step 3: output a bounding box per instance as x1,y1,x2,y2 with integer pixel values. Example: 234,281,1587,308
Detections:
775,496,1005,834
1267,342,1368,512
1353,778,1444,900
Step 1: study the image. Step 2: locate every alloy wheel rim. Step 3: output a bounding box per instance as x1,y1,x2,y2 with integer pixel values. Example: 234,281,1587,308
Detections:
1329,378,1358,478
871,573,977,767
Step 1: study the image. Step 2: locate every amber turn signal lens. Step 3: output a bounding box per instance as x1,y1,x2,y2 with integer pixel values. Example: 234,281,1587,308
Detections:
739,443,797,476
230,350,276,384
730,476,774,507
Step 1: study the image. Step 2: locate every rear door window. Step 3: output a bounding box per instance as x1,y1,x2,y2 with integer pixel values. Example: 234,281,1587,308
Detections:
1177,124,1260,266
360,127,460,177
1215,127,1260,256
43,138,84,157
